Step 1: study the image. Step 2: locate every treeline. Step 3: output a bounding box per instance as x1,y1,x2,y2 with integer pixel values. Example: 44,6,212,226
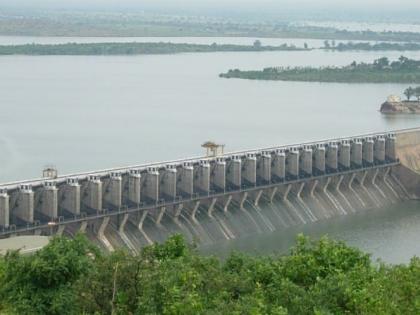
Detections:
220,56,420,83
324,40,420,51
0,41,308,56
4,41,420,56
0,234,419,315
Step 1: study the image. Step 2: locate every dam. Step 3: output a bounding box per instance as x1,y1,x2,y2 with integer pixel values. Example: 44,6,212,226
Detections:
0,128,420,252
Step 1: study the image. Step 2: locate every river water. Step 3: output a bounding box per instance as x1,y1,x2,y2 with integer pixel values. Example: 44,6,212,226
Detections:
201,201,420,264
0,36,419,262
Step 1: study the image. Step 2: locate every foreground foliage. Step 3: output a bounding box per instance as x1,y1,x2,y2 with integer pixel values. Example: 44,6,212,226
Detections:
220,56,420,83
0,234,419,314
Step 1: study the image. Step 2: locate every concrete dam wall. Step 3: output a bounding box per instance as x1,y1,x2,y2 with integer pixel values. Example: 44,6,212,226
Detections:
0,128,419,252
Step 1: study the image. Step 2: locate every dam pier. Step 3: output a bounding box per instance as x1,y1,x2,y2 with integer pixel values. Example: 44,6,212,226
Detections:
1,128,420,251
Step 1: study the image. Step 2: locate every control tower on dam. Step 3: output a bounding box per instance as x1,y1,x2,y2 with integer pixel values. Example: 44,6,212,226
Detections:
0,128,419,252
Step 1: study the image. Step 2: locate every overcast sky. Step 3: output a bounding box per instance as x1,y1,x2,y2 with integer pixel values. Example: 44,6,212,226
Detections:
1,0,419,23
3,0,420,9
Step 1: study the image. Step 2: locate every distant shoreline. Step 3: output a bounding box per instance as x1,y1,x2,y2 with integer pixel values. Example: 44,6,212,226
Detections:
0,42,309,56
2,19,420,43
2,40,420,56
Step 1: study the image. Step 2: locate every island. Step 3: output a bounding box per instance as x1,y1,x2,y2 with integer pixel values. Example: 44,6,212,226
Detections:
0,41,309,56
380,87,420,114
322,41,420,51
220,56,420,83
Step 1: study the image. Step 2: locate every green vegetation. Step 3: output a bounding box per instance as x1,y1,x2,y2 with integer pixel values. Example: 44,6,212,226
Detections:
220,56,420,83
4,40,420,56
404,86,420,101
0,234,419,315
0,41,308,56
324,41,420,51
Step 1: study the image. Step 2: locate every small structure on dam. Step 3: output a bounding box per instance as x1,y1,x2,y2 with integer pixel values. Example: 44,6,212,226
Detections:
202,141,225,157
0,128,419,252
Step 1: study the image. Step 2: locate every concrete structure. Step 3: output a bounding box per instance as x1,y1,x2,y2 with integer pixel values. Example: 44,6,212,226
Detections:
36,181,58,219
103,172,122,209
272,150,286,182
351,139,363,168
210,158,226,193
226,156,241,190
286,148,299,180
386,135,397,161
177,163,194,197
338,140,351,170
374,136,386,163
0,128,417,245
326,142,338,172
82,176,102,212
60,178,80,215
127,170,141,205
142,168,159,204
159,165,177,201
257,152,271,184
14,185,34,223
299,146,312,177
242,154,257,187
194,161,210,196
313,144,326,175
0,189,9,227
363,137,375,166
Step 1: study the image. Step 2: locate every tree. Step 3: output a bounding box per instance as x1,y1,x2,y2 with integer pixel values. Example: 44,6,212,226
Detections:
404,87,415,101
399,55,409,64
253,40,262,49
304,42,308,49
1,234,419,314
0,235,99,315
415,86,420,101
323,40,331,48
374,57,390,69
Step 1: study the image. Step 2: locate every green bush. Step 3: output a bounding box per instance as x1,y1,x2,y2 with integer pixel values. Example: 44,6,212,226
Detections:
0,234,418,314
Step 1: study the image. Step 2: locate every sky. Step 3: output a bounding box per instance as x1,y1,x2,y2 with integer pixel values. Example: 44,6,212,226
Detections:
1,0,419,23
3,0,420,10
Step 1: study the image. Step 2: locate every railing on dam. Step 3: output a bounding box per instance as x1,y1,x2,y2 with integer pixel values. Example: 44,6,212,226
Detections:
0,130,401,237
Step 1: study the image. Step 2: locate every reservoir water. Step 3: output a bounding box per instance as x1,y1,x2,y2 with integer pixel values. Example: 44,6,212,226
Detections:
0,36,419,263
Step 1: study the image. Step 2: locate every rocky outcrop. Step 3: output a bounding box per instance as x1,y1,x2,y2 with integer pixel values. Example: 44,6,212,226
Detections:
380,101,420,114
